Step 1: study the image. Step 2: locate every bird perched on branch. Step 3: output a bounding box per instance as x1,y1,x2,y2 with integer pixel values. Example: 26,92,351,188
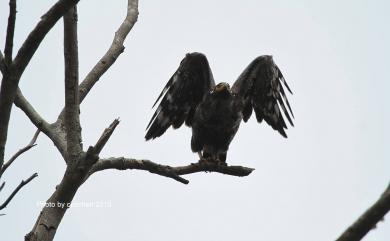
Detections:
145,52,294,164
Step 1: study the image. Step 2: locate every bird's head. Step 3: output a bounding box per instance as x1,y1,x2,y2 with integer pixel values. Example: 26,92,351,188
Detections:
213,82,231,96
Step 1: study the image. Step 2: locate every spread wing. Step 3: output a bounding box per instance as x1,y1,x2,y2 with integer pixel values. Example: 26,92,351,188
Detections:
232,55,294,137
145,52,215,140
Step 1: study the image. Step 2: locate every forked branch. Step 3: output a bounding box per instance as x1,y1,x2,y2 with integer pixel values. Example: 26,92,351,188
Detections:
0,0,80,178
14,88,67,158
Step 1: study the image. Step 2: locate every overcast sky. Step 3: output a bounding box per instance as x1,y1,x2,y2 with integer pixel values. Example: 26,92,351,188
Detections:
1,0,389,240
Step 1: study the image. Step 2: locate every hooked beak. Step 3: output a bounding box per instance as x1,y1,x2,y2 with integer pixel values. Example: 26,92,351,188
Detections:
215,83,230,93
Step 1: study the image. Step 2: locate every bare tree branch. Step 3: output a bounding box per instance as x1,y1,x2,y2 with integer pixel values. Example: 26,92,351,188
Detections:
0,173,38,210
77,0,138,104
14,88,67,158
87,157,189,184
0,182,5,192
93,119,120,155
0,130,39,177
88,157,255,184
4,0,17,65
14,88,51,133
63,6,82,161
336,183,390,241
82,119,120,170
173,161,255,177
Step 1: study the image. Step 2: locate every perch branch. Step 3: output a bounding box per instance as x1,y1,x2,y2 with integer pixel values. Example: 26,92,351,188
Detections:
174,161,255,177
0,173,38,210
88,157,255,185
0,130,39,177
335,183,390,241
4,0,17,65
63,6,82,160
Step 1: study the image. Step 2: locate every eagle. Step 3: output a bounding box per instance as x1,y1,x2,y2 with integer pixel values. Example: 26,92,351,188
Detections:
145,52,294,164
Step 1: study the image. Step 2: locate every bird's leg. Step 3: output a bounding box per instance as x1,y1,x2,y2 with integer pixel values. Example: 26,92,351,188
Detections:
198,151,209,164
213,153,218,162
199,150,212,164
217,152,228,166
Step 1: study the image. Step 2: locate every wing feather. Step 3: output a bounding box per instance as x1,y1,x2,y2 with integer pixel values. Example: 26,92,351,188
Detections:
145,52,215,140
232,55,294,138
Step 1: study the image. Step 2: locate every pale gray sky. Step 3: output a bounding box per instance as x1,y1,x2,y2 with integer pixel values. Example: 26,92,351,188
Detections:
1,0,389,241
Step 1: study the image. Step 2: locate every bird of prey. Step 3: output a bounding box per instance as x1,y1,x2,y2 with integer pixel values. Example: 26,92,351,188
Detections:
145,52,294,164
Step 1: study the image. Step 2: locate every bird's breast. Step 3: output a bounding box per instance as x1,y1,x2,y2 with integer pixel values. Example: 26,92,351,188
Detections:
194,95,243,130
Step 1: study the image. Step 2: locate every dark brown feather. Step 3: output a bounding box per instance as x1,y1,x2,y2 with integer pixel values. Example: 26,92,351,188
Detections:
232,55,294,137
145,53,215,140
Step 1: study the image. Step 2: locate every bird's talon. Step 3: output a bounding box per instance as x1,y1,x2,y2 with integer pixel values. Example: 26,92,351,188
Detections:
215,159,227,166
220,161,227,166
199,158,208,164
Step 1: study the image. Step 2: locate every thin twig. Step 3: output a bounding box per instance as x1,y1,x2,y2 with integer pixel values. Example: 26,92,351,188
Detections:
0,129,39,177
0,173,38,210
93,119,120,155
0,182,5,192
335,183,390,241
83,119,120,169
4,0,17,65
